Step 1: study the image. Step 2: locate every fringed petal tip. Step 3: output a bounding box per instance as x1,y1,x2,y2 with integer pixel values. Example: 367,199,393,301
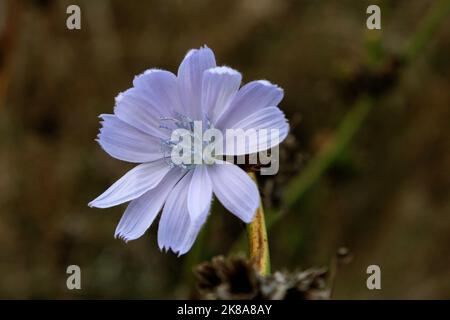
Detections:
205,66,241,76
98,113,112,120
256,79,283,89
87,199,105,209
133,68,163,81
114,232,131,243
88,197,105,208
158,244,188,257
184,44,213,56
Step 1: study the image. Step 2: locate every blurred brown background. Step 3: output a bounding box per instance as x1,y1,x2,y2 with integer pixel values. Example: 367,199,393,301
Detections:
0,0,449,299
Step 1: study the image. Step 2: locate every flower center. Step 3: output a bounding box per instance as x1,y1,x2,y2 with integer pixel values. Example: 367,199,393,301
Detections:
159,112,216,170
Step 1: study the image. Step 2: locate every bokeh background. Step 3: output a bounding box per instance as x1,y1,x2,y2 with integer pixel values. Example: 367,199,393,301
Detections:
0,0,449,299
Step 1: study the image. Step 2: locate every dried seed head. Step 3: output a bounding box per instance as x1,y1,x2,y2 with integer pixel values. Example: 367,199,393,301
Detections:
193,255,331,300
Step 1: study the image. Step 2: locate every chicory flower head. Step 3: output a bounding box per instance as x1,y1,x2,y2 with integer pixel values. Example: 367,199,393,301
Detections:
89,46,289,255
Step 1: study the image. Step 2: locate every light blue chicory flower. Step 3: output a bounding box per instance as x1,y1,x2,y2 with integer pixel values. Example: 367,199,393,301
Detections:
89,46,289,255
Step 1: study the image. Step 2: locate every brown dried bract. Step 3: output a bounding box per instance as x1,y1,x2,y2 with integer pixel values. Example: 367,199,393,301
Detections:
194,255,331,300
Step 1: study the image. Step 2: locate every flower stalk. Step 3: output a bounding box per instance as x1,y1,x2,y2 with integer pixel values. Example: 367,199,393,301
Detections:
247,172,271,276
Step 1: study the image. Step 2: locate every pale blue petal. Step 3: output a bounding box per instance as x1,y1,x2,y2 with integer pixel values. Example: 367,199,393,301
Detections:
222,106,289,155
114,88,165,140
216,80,284,129
187,165,213,223
88,159,170,208
177,46,216,120
177,206,209,256
132,69,181,113
157,171,191,253
202,66,242,124
97,114,164,163
114,69,181,139
114,168,185,242
158,171,210,255
208,163,259,223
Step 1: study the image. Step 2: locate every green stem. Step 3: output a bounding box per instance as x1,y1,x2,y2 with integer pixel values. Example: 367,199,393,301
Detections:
282,97,373,211
405,0,450,62
281,0,450,217
247,172,271,276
